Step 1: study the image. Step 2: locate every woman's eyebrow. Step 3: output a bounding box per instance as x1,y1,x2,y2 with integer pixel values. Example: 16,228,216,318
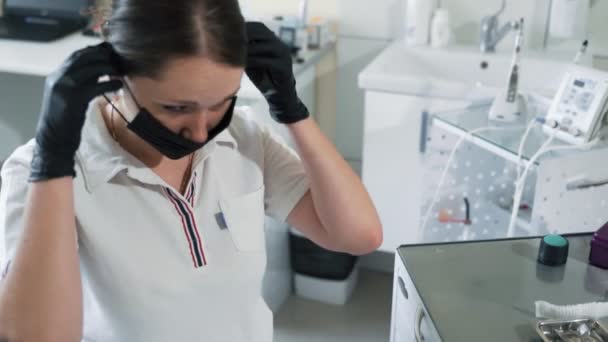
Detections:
161,86,241,107
209,86,241,107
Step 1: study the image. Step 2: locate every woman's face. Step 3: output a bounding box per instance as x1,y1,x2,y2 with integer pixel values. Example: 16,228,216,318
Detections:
125,56,243,143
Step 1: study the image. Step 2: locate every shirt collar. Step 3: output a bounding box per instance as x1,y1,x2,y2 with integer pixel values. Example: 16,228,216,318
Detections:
77,97,239,193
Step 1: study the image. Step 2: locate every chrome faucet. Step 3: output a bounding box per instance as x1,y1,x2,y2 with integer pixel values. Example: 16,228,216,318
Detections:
480,0,521,53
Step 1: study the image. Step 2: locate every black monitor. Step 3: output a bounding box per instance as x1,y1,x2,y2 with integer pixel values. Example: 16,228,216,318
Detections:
4,0,90,20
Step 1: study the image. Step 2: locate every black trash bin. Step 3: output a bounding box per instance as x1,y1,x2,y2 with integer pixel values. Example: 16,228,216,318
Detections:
289,227,359,305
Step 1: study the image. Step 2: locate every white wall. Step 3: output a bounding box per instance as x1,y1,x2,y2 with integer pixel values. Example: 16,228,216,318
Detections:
589,0,608,54
240,0,339,21
331,0,608,164
243,0,608,48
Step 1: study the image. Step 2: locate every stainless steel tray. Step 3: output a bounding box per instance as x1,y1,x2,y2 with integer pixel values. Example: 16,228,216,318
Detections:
537,319,608,342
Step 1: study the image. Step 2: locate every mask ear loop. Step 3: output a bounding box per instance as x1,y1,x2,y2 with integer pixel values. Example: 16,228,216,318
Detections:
121,78,144,109
110,99,117,140
101,75,142,122
101,93,123,141
102,85,131,125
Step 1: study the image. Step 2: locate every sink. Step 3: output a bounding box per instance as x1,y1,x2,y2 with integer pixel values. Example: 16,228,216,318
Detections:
359,39,578,100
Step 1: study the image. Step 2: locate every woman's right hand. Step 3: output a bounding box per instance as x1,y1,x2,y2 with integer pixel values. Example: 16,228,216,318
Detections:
30,42,124,182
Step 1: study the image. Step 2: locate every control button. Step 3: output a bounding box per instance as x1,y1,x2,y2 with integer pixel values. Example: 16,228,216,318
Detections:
569,127,582,137
561,118,573,126
538,235,569,266
546,119,559,129
576,92,595,112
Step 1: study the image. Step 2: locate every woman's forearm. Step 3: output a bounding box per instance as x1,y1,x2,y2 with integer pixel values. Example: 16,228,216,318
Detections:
289,118,383,254
0,178,82,342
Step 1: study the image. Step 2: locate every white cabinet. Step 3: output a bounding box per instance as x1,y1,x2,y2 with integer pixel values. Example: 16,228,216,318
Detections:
391,254,441,342
361,91,469,252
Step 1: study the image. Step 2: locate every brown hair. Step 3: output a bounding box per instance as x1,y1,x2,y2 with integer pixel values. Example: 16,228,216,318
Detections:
99,0,247,78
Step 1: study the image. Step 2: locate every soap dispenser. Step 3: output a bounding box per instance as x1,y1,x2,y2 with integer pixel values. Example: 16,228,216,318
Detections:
405,0,438,47
430,7,451,48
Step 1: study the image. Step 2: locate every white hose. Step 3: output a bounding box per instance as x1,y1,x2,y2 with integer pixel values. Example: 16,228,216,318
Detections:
507,134,555,237
516,119,537,180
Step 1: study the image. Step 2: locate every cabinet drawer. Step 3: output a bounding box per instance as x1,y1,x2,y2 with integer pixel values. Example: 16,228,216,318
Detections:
391,256,441,342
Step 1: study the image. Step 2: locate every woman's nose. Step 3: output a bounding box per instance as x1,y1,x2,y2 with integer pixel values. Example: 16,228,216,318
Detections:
183,110,210,143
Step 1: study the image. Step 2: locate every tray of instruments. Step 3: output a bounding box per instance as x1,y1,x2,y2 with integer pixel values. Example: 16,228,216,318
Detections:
537,318,608,341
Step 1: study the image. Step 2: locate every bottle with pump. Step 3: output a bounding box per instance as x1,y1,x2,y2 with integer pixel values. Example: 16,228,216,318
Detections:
405,0,437,47
430,7,451,48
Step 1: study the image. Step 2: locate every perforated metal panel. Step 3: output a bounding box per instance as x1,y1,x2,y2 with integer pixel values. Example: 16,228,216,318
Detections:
420,126,536,243
532,148,608,234
421,108,608,244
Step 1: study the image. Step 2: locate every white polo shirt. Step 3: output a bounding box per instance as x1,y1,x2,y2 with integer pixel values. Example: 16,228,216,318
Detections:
0,98,310,341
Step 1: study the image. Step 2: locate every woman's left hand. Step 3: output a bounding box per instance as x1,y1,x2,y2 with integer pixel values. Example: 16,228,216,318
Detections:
245,22,310,124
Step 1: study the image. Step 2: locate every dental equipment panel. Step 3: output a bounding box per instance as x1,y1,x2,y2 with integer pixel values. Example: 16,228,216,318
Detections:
544,65,608,145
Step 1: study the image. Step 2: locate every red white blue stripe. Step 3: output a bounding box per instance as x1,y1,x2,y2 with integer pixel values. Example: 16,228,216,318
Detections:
164,172,206,268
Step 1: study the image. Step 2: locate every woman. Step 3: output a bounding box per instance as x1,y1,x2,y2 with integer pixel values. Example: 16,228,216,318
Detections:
0,0,382,341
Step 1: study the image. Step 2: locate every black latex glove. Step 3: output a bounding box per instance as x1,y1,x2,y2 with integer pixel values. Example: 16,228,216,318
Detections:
30,42,124,182
245,22,310,124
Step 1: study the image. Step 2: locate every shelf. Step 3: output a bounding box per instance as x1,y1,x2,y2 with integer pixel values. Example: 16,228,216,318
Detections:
430,103,608,167
422,195,534,242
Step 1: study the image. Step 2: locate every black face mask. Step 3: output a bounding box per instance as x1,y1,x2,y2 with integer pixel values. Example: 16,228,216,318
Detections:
109,86,237,160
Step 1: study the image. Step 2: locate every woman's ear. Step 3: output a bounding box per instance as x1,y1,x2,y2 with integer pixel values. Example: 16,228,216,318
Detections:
101,21,111,39
119,82,141,121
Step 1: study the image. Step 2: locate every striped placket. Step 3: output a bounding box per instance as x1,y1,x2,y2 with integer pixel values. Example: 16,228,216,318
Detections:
163,172,207,268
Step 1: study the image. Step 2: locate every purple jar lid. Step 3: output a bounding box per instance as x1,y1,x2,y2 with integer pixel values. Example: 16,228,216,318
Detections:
593,232,608,244
592,233,608,245
590,239,608,269
594,222,608,242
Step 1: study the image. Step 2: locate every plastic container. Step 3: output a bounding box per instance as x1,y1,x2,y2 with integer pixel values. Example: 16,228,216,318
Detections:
430,8,451,48
590,222,608,269
293,267,359,306
405,0,437,47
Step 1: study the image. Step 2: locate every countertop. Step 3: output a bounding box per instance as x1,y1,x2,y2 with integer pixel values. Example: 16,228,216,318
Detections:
358,39,576,100
0,31,335,99
398,234,608,341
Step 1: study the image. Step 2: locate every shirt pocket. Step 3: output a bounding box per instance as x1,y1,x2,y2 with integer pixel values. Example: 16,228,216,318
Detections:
219,186,266,252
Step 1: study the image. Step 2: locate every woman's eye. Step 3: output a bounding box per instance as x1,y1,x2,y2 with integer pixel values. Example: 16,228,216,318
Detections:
162,105,190,113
